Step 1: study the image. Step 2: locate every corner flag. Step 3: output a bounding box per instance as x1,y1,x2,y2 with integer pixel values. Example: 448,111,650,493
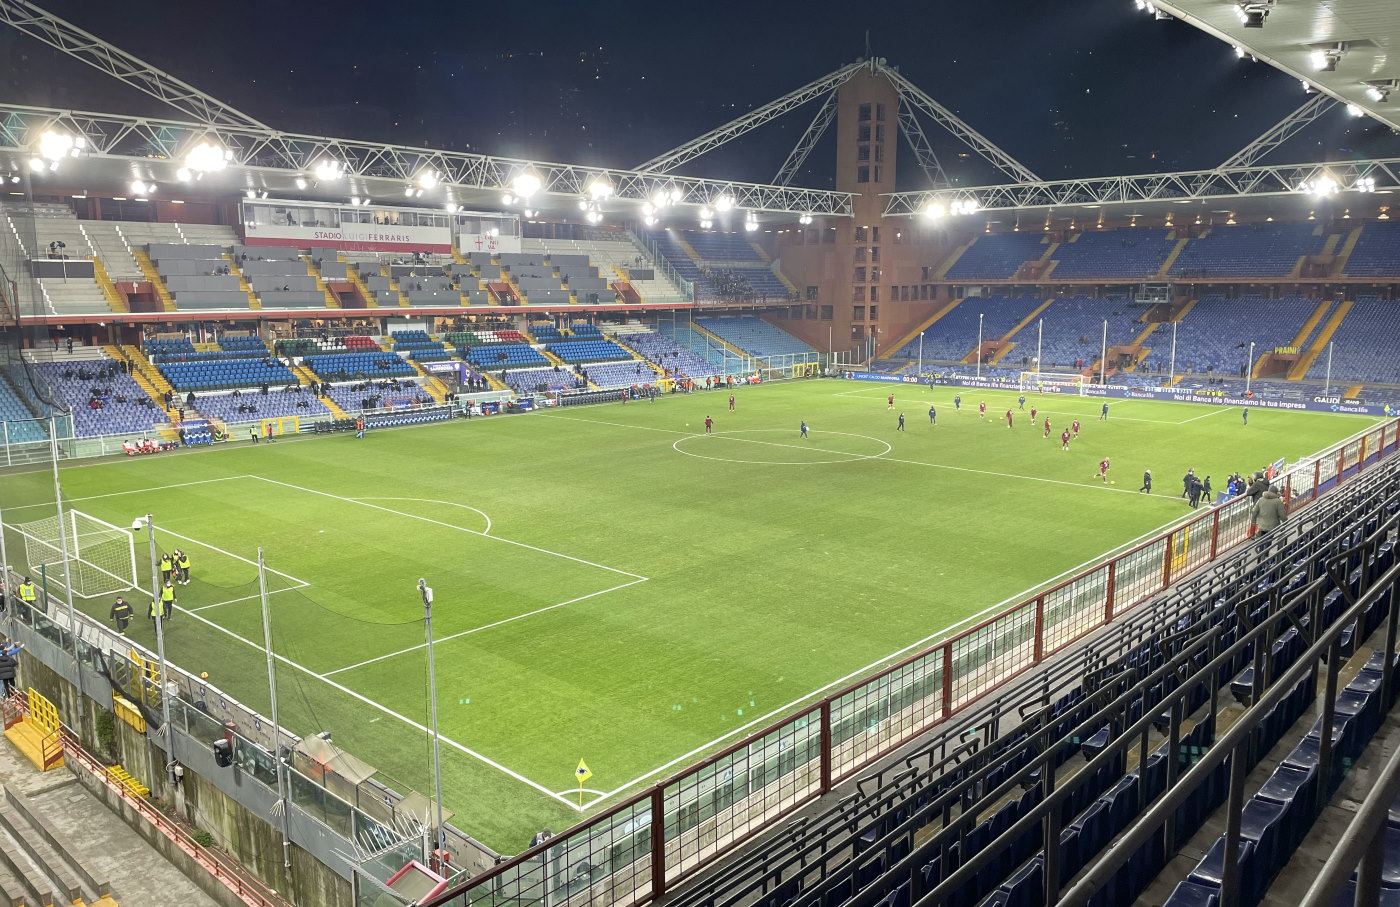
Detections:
575,760,593,807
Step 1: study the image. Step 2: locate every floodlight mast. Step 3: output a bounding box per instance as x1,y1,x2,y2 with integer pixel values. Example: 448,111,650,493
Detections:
419,578,446,860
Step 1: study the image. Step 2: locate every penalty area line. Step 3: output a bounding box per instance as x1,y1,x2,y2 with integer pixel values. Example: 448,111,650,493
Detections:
323,576,649,677
175,603,585,810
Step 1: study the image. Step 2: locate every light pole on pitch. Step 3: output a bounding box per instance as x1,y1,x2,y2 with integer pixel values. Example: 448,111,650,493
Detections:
420,578,446,860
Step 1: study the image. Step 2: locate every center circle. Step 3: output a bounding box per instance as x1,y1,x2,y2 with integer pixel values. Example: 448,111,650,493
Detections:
672,429,892,465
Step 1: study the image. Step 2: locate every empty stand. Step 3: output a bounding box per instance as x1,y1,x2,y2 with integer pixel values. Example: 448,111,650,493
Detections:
1342,222,1400,277
944,233,1050,280
694,316,816,361
1048,228,1174,279
1172,295,1323,376
1169,223,1327,278
1305,296,1400,385
891,295,1046,362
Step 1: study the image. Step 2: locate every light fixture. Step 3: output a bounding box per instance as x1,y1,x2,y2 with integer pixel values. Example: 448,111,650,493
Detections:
1299,174,1339,197
313,159,345,181
1310,45,1345,72
713,194,734,213
699,218,713,229
1235,1,1270,28
668,187,683,204
175,167,192,182
183,140,231,176
1301,80,1317,95
643,214,657,226
1364,81,1397,103
416,170,439,190
1347,104,1365,117
1380,207,1390,220
798,213,813,225
130,180,154,196
294,177,308,190
923,201,946,220
698,207,714,221
512,171,542,199
585,210,603,225
641,202,655,216
587,176,613,200
446,203,460,214
502,193,515,206
1356,176,1377,193
1235,45,1246,59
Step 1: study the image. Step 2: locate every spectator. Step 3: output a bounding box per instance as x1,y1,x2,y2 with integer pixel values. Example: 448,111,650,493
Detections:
1252,488,1286,534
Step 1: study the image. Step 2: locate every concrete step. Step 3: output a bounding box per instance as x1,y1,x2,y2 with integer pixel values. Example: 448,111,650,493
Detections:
0,807,83,904
4,784,110,902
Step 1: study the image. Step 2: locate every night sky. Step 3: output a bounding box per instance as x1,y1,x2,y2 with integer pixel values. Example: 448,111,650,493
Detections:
6,0,1399,190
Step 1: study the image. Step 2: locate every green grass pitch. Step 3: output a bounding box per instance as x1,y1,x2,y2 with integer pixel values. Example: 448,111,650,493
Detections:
0,379,1377,850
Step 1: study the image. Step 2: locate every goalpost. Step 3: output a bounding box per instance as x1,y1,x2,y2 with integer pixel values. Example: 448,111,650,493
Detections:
1018,370,1088,395
13,509,139,599
260,416,299,438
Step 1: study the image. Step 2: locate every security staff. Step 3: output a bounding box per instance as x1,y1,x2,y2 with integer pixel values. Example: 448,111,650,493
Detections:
159,581,177,622
17,577,37,609
159,553,173,584
109,597,134,632
175,550,191,585
149,595,167,628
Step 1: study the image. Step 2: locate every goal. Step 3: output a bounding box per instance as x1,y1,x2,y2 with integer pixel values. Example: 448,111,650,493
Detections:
260,416,299,438
13,509,138,599
1018,370,1087,395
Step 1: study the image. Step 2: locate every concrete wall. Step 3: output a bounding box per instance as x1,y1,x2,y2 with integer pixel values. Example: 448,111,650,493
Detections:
13,642,354,907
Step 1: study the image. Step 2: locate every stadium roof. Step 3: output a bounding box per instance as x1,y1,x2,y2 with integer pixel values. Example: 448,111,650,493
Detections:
1154,0,1400,130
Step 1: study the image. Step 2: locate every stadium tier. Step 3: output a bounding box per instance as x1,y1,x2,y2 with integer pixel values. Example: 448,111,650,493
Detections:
694,316,816,360
501,366,582,394
891,295,1047,362
321,379,431,412
1048,228,1175,279
0,375,48,442
155,357,297,392
190,387,330,423
29,359,166,437
1167,295,1324,375
303,351,416,381
1306,296,1400,384
463,344,549,368
576,360,657,388
545,339,632,363
1029,295,1143,367
1168,222,1328,278
943,232,1051,280
1342,222,1400,277
621,330,718,379
641,229,793,300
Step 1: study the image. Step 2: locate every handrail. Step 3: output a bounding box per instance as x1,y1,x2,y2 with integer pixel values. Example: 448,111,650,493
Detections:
422,415,1400,907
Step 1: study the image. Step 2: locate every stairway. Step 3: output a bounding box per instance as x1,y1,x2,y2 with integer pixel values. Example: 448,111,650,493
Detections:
1289,299,1353,379
221,254,260,309
933,241,974,280
132,250,176,311
345,267,377,307
540,348,567,367
0,785,116,907
1156,237,1190,278
690,322,756,364
290,364,318,386
90,258,129,313
674,235,702,262
111,345,181,423
1333,226,1365,275
1289,299,1334,349
986,297,1056,364
301,255,338,308
880,298,965,359
406,360,451,402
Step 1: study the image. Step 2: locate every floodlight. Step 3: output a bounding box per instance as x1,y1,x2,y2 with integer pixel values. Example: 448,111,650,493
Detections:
350,196,361,205
38,130,76,162
922,201,946,220
512,171,542,199
642,202,655,216
1235,45,1246,59
1347,104,1365,117
578,199,590,211
798,213,813,225
1366,84,1391,103
698,207,714,221
713,194,734,212
744,220,758,232
294,177,308,190
502,193,515,205
313,159,344,181
587,177,613,199
1356,177,1377,193
184,141,230,174
586,210,602,224
445,203,460,213
417,170,439,190
1235,2,1267,27
28,157,45,172
652,189,669,208
643,215,657,226
699,219,713,229
175,167,192,182
668,187,683,204
245,188,256,199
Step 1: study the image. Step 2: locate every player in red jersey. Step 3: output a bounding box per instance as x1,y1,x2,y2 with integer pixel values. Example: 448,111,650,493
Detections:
1061,429,1071,450
728,394,736,412
1071,419,1081,439
1043,416,1052,438
1030,406,1037,422
1095,456,1111,482
1006,408,1014,428
887,393,895,411
704,416,713,434
979,401,987,419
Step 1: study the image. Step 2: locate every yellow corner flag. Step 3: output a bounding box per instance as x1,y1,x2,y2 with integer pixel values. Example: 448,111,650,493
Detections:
575,760,592,806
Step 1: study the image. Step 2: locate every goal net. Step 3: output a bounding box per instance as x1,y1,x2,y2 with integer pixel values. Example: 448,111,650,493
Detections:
1018,370,1087,395
13,509,139,599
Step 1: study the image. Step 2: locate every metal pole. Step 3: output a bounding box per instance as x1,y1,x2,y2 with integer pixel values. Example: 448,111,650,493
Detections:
917,332,923,376
46,418,80,669
1325,341,1333,395
0,497,11,633
420,579,446,855
976,313,984,379
1246,341,1255,394
1100,319,1108,386
1169,320,1177,386
257,548,292,869
1036,318,1042,378
146,514,175,778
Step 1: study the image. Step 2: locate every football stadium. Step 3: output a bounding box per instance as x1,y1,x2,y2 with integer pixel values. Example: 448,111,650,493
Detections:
2,1,1400,906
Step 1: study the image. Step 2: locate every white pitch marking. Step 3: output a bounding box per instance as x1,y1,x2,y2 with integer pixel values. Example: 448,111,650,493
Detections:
324,577,649,676
250,476,645,579
352,497,493,535
547,413,1146,495
1177,406,1235,424
154,526,310,587
174,603,585,810
188,585,308,613
1,475,249,514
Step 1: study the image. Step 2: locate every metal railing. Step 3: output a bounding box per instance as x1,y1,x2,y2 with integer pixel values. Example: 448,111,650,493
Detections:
420,416,1400,907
